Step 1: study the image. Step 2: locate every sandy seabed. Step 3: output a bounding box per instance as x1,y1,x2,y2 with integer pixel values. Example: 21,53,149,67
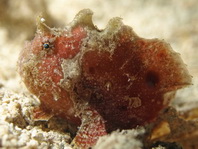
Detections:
0,0,198,148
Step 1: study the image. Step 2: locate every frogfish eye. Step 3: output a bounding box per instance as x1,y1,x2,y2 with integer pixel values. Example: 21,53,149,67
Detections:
43,43,50,49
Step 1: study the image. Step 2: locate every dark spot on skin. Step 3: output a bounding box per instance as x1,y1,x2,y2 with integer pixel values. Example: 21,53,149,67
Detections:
118,105,128,111
89,67,95,74
145,71,159,87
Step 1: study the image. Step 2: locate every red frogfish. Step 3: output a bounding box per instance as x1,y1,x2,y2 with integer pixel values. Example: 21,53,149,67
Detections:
18,9,192,149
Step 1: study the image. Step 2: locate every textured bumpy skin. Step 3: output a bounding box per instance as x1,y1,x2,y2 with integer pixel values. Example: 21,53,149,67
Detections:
18,9,192,148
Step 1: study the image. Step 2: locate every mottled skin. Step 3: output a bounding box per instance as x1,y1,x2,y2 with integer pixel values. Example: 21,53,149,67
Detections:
18,9,192,149
18,25,86,125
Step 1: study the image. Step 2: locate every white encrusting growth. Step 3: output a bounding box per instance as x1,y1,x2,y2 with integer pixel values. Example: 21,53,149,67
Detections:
40,18,45,23
60,58,80,89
